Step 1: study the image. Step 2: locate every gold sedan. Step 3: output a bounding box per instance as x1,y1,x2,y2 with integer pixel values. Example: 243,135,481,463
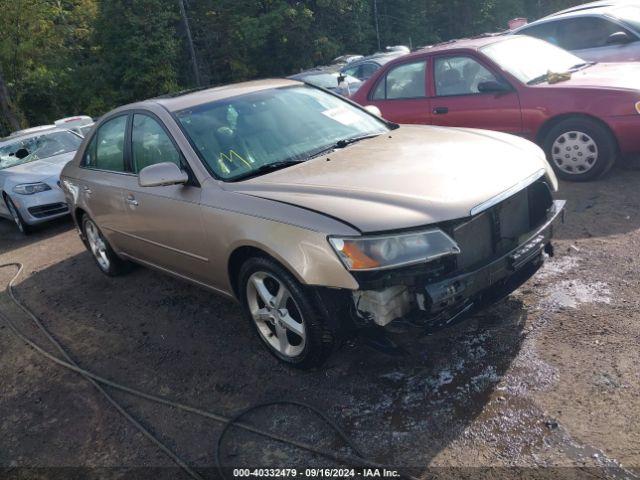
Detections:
61,79,564,368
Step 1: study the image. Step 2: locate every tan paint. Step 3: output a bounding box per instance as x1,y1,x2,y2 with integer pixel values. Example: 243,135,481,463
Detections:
61,79,558,300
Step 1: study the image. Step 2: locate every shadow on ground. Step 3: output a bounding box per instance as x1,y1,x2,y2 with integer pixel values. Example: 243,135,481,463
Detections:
0,216,74,256
1,249,529,473
6,165,638,473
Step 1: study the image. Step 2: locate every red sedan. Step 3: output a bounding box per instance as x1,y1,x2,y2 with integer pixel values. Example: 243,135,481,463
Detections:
351,35,640,181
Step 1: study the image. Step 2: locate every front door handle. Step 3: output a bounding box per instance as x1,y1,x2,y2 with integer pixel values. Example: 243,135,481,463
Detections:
433,107,449,115
83,186,92,195
125,195,139,207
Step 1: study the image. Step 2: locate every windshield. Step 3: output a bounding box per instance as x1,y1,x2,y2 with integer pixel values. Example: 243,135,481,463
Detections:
0,131,82,170
176,85,388,181
613,5,640,32
482,36,586,84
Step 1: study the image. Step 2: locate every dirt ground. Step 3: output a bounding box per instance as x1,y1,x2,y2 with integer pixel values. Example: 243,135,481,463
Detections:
1,167,639,479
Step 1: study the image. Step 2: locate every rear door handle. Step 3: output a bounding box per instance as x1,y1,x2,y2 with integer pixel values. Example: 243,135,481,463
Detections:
433,107,449,115
125,195,139,207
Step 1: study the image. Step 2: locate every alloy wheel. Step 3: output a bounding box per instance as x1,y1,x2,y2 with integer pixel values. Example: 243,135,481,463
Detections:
85,219,111,271
246,271,306,358
551,131,599,175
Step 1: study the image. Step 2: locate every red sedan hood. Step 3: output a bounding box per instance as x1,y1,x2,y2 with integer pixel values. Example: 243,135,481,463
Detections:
538,63,640,91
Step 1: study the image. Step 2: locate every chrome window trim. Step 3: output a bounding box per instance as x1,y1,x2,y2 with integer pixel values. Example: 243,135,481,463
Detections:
470,169,546,216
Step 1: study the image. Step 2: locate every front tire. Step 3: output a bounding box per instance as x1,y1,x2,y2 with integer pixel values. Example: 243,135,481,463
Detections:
238,257,337,369
5,195,31,235
543,117,617,182
82,215,132,276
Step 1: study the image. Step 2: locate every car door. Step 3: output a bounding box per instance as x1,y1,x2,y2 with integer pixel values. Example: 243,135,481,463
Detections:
366,59,432,125
430,54,522,134
77,114,132,251
119,112,210,283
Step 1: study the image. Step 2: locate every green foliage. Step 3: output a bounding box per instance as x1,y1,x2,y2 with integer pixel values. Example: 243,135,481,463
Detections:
0,0,584,136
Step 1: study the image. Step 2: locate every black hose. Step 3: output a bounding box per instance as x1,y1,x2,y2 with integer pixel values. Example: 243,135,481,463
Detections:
0,262,418,480
215,400,368,480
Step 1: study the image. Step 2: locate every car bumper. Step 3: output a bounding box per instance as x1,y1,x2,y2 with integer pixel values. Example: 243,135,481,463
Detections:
11,186,69,225
420,200,565,324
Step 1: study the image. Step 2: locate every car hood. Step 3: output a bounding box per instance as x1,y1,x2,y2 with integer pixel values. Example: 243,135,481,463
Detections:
224,125,554,232
1,151,75,183
539,62,640,91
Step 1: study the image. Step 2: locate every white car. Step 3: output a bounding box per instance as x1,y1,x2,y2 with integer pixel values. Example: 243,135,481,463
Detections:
512,2,640,62
0,128,83,233
55,116,94,137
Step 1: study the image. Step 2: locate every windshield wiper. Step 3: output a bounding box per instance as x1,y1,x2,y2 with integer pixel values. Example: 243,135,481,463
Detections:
305,133,383,160
230,160,304,181
569,61,596,72
527,72,553,85
527,62,596,85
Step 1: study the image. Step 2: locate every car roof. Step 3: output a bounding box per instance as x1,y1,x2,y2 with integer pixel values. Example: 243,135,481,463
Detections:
0,127,73,145
513,2,640,32
544,0,638,17
343,51,407,68
149,78,303,112
397,34,509,60
8,125,56,138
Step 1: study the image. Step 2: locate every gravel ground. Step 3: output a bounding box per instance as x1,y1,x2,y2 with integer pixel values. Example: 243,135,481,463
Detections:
1,168,639,479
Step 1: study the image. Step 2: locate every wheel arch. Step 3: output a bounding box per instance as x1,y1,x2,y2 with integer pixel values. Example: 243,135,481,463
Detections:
73,207,90,244
1,190,12,215
227,245,297,300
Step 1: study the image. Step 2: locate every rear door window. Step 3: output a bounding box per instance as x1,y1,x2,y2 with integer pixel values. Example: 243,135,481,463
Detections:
372,60,427,100
85,115,127,172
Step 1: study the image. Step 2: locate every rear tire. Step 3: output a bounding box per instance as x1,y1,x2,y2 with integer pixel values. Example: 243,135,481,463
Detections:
543,117,617,182
4,195,31,235
82,215,132,276
238,256,337,369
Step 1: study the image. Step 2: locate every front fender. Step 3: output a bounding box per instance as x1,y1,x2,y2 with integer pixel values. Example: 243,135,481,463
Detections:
198,197,360,296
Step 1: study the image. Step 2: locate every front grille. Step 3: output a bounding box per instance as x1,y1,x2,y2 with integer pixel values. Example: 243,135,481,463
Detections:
451,179,553,271
28,202,69,219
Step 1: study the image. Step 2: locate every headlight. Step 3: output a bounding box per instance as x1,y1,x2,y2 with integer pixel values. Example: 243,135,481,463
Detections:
13,182,52,195
329,229,460,271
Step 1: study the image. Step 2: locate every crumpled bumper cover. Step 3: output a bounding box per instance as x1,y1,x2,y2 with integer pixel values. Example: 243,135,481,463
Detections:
423,200,566,317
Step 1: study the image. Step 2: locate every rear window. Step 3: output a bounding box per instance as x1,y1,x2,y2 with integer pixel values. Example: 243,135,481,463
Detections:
372,60,427,100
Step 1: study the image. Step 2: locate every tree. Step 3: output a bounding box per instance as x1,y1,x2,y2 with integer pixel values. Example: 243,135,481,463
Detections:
0,64,21,135
0,0,584,130
93,0,181,107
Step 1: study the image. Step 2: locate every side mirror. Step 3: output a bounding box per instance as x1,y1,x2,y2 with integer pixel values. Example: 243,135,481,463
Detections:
364,105,382,117
337,73,346,85
15,148,29,159
607,31,632,45
477,80,511,93
138,162,188,187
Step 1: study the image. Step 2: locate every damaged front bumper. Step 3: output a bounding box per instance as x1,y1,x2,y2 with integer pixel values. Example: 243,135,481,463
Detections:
352,200,566,328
